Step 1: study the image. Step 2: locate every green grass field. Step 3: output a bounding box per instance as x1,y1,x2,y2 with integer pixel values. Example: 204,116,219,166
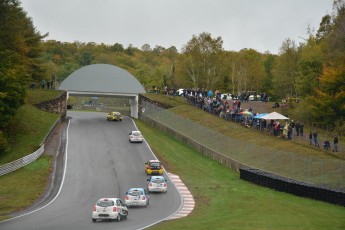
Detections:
135,120,345,230
0,89,61,220
0,156,52,221
0,104,60,165
25,89,63,105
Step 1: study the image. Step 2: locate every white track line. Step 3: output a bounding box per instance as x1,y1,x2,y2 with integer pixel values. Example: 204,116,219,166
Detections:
165,173,195,220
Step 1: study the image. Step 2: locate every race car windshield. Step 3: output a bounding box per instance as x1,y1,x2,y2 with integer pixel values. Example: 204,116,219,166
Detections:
128,190,143,196
97,200,114,207
132,132,141,136
150,162,160,167
152,178,164,183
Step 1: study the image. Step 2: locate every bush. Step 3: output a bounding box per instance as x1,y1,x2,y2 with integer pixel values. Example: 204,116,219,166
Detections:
0,131,8,155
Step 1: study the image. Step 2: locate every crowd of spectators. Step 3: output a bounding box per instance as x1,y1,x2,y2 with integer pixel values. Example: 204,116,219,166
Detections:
176,88,340,152
181,88,269,127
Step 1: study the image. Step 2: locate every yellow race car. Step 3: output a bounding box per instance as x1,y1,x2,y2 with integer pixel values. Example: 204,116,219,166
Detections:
107,112,122,121
145,160,163,175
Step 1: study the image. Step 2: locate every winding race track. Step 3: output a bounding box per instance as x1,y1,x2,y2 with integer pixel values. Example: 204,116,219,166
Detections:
0,111,181,230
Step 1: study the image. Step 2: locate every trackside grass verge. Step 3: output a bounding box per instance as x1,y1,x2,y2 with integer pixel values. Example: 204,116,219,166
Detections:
0,156,52,221
0,89,61,220
25,89,63,105
0,104,60,165
135,120,345,230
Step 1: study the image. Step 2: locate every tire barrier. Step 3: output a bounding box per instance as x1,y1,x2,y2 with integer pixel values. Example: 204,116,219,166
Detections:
240,168,345,207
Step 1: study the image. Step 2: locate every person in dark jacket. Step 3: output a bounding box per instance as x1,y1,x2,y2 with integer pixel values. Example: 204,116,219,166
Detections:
333,136,339,152
313,130,319,147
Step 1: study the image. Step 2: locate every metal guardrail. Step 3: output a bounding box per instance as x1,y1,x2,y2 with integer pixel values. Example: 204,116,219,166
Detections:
0,145,44,176
0,117,62,177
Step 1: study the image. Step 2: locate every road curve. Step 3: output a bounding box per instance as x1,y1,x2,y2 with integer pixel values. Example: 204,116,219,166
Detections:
0,111,181,230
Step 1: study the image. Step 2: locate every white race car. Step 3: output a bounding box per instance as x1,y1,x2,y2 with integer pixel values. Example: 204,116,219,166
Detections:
92,198,128,222
129,130,143,143
147,176,167,193
125,188,150,207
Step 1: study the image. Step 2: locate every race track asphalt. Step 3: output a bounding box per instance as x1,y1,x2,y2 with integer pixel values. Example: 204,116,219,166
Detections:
0,111,181,230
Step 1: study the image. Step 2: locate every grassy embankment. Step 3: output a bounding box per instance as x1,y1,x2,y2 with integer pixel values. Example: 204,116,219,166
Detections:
144,94,345,187
140,93,345,229
135,119,345,229
0,89,62,221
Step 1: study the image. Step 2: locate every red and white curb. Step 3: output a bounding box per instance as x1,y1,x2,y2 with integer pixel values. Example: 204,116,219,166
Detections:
165,173,195,220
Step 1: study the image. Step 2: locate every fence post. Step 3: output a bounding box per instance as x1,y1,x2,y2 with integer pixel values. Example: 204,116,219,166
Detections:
261,147,264,169
291,153,294,178
307,158,311,183
340,162,344,186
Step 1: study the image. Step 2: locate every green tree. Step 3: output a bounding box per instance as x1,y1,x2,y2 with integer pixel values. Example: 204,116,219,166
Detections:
78,51,94,66
306,0,345,126
296,36,323,97
316,14,332,41
181,32,224,89
308,65,345,125
262,53,275,95
0,0,45,132
272,39,300,99
110,43,124,52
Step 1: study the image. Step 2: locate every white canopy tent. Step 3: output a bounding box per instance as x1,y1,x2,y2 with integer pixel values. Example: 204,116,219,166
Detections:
261,111,289,120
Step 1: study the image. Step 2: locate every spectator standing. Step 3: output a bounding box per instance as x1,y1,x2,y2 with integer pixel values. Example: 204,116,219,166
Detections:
288,124,292,140
333,136,338,152
299,122,304,136
172,88,176,98
295,121,300,136
274,121,280,136
40,79,46,89
313,130,319,147
309,131,313,145
208,89,213,98
323,140,331,150
237,101,241,111
290,120,295,139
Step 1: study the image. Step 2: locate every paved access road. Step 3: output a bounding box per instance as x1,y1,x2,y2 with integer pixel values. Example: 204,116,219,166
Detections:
0,111,181,230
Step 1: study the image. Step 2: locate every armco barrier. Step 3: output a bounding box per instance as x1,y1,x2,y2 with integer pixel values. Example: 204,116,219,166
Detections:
0,117,62,176
0,145,44,176
240,168,345,207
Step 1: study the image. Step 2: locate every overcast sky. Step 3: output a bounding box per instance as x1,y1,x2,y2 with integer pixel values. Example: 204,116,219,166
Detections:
20,0,334,54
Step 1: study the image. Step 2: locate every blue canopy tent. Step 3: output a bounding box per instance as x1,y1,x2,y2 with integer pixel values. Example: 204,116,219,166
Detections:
253,113,268,130
254,113,268,119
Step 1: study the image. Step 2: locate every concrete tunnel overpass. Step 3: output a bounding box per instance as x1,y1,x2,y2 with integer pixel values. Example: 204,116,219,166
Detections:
59,64,146,119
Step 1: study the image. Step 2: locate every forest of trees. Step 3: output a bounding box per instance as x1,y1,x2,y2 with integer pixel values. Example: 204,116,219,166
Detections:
1,0,345,153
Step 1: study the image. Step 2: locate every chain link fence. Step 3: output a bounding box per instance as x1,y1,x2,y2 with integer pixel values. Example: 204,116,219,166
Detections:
141,100,345,191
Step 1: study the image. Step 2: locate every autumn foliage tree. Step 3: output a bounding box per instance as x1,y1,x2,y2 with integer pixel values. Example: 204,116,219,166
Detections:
305,0,345,128
0,0,45,153
308,65,345,124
